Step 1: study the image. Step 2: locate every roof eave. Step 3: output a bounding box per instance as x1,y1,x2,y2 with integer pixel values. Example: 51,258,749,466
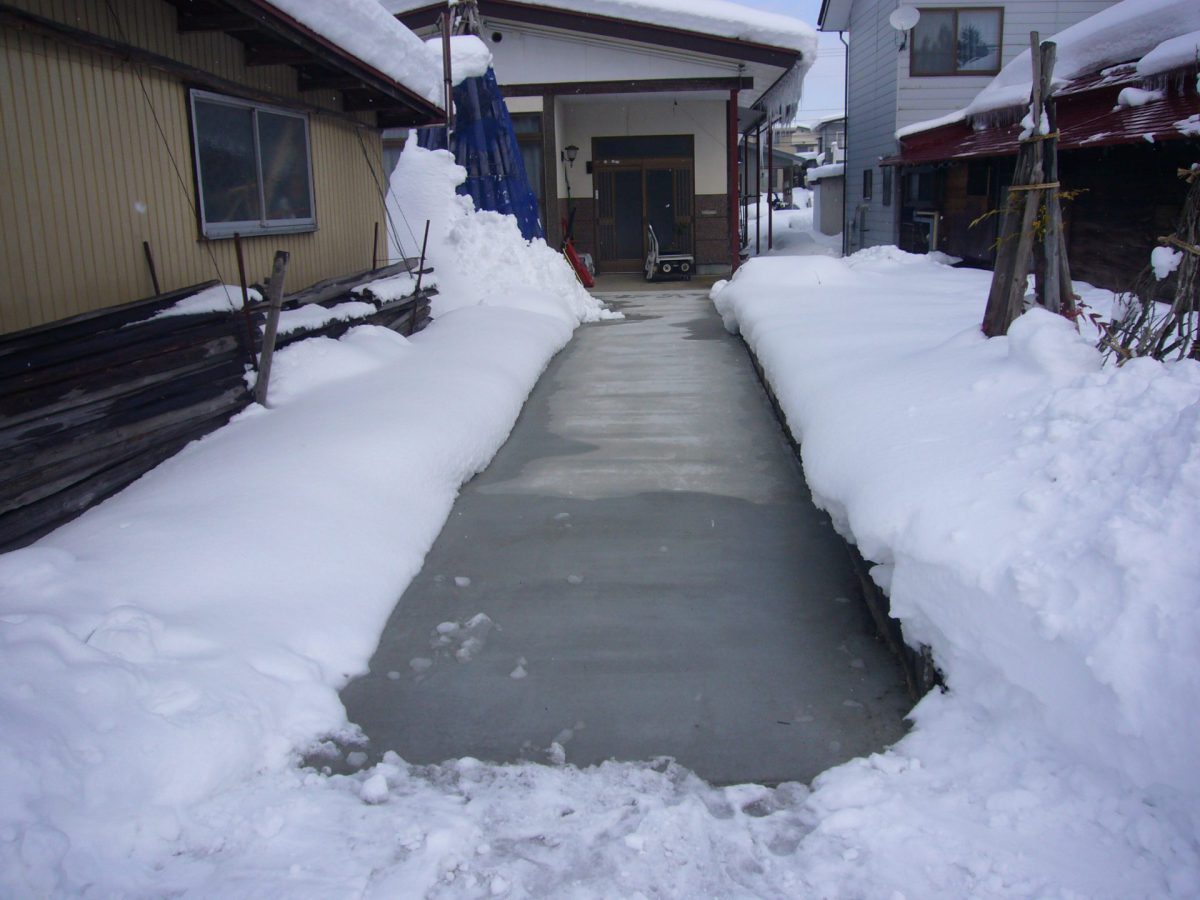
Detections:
817,0,852,32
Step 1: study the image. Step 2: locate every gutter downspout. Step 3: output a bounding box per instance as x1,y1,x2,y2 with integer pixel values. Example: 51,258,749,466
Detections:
839,29,849,258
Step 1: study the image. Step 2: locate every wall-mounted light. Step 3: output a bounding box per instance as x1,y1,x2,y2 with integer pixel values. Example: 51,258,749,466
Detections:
561,145,579,167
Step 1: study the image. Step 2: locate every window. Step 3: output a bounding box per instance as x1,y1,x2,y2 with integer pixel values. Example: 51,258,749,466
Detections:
190,90,315,238
863,168,874,200
911,8,1002,76
882,166,893,206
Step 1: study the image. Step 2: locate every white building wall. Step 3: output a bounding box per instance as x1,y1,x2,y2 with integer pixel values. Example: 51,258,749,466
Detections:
484,26,740,86
843,0,898,251
894,0,1115,131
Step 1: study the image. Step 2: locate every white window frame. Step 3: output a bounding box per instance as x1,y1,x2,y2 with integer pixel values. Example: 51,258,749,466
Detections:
189,89,317,239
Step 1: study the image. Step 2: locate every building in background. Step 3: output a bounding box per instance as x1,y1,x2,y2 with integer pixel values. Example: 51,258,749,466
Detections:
817,0,1115,255
1,0,443,334
390,0,816,275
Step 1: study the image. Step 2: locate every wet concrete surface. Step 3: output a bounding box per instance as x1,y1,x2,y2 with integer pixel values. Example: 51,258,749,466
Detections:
338,290,912,785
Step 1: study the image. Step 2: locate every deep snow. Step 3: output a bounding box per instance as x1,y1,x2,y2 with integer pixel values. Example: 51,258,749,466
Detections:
2,148,1198,895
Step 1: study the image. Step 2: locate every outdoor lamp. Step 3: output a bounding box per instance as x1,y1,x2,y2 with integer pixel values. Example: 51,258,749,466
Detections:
562,145,579,166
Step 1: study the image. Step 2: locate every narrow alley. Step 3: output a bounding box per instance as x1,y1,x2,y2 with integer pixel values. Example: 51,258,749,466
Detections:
341,287,911,785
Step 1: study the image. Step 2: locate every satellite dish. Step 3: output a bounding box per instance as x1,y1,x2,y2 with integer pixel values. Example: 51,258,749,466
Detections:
889,6,920,31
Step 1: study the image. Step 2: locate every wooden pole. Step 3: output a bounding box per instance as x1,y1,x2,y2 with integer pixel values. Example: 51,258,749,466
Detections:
254,251,289,407
982,33,1049,337
1001,36,1047,325
415,220,431,294
372,221,380,272
142,241,161,295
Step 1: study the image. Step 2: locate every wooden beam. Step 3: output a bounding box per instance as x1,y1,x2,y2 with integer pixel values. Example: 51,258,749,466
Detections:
501,76,754,98
244,41,315,67
175,10,250,32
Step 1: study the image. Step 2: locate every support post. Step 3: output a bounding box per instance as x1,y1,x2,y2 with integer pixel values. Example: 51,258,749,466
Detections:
727,90,740,273
372,221,380,272
767,122,774,251
754,125,761,256
254,251,289,407
543,93,562,251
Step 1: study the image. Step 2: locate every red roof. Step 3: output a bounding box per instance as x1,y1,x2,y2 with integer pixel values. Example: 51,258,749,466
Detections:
889,64,1200,166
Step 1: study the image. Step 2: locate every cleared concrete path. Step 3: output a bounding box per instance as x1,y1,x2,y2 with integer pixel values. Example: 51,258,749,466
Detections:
340,289,911,785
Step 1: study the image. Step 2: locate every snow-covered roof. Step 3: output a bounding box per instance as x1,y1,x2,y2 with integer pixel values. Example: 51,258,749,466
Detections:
265,0,443,106
900,0,1200,138
807,162,844,181
383,0,817,56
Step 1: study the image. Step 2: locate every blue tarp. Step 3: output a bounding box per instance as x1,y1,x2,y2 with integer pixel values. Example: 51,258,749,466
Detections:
417,69,545,242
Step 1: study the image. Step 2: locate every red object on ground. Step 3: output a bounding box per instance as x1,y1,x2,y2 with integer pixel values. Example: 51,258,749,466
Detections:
563,238,594,288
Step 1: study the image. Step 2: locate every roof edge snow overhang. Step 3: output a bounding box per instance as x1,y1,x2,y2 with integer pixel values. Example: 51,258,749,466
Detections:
395,0,803,70
153,0,445,126
886,65,1200,166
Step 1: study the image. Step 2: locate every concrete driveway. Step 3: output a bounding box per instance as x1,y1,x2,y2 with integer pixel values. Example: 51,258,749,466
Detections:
339,288,911,785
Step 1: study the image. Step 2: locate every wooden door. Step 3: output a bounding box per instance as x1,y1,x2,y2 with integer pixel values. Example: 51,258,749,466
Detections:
593,159,694,273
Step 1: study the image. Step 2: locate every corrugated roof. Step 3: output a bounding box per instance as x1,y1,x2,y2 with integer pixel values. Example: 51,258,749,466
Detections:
888,65,1200,166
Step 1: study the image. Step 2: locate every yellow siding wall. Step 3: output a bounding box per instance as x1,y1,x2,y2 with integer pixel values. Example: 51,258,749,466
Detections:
1,0,391,333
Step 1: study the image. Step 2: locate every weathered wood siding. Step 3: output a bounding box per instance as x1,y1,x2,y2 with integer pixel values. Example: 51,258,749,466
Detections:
1,0,390,334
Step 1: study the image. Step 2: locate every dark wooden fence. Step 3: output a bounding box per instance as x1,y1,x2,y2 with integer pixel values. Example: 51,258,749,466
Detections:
0,263,434,551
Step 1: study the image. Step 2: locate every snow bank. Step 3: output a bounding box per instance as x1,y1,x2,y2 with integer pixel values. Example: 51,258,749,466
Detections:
385,143,613,325
711,247,1200,896
0,144,613,894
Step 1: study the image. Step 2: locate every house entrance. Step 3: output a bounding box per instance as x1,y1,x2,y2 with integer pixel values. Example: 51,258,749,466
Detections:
592,136,694,273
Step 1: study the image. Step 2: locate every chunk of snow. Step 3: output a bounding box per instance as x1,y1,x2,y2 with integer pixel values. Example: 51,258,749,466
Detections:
277,301,377,336
1114,86,1164,109
151,284,261,319
1151,245,1183,280
424,35,493,85
807,163,844,182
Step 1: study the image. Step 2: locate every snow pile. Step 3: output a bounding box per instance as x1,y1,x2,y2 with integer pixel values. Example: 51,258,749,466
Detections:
276,300,378,335
385,143,613,325
1152,244,1184,279
265,0,441,106
1115,85,1164,109
0,144,615,893
711,247,1200,895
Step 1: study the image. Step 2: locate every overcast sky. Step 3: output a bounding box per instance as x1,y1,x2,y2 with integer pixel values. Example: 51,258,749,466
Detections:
746,0,846,124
